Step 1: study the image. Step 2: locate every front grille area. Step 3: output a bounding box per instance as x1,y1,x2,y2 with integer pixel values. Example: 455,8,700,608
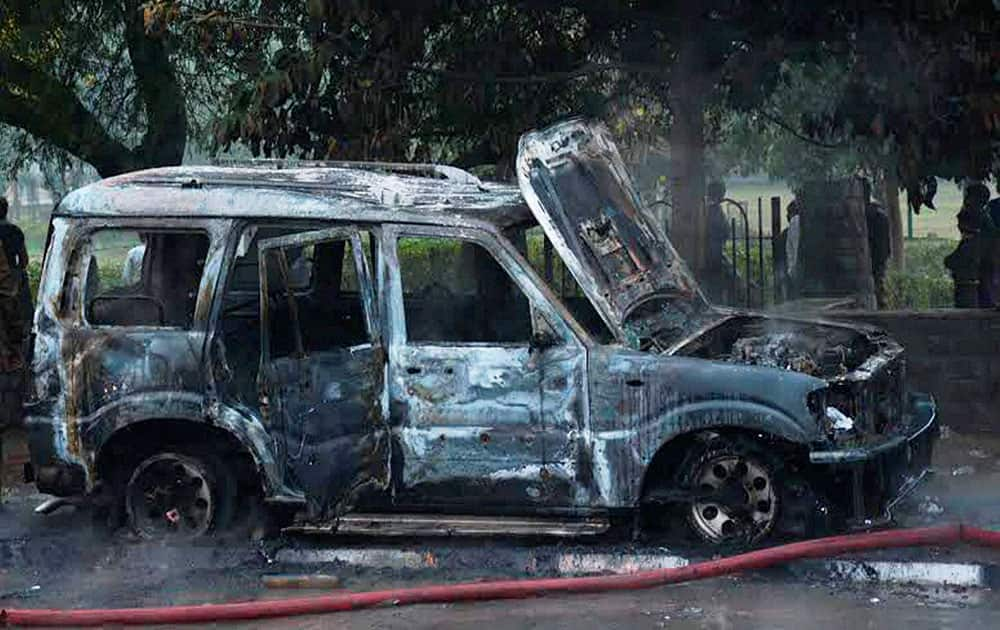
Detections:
828,353,905,437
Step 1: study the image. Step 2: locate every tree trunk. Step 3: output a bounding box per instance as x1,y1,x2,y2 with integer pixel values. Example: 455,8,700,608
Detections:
883,167,904,271
668,25,710,274
123,0,187,170
0,3,186,179
669,98,707,272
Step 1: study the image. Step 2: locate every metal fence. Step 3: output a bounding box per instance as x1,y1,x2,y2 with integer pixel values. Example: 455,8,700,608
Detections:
720,196,784,310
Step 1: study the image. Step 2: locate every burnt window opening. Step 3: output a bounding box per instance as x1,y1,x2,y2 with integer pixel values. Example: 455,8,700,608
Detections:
398,236,532,344
219,225,312,410
219,225,374,408
79,230,209,328
518,225,614,344
265,238,370,360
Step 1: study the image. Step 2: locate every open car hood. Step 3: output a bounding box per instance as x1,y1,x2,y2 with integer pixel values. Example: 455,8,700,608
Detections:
516,119,711,348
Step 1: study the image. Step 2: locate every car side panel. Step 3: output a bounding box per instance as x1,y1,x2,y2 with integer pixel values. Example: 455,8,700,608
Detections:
584,346,824,508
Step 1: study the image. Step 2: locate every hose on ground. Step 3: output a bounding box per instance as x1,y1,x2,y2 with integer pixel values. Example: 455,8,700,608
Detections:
2,524,998,627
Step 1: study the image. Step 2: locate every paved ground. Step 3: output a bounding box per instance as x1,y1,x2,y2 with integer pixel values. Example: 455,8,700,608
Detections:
250,579,1000,630
2,426,1000,627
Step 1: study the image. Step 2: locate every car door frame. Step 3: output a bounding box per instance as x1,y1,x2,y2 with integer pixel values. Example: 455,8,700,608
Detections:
380,222,593,510
256,225,390,515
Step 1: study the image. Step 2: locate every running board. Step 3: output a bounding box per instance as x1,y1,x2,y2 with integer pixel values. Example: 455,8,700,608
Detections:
284,513,610,538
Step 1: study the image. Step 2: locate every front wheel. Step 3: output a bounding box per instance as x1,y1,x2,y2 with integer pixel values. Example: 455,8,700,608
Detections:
123,451,235,539
681,435,782,545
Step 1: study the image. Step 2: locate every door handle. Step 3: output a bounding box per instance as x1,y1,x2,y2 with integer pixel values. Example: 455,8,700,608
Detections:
406,366,423,375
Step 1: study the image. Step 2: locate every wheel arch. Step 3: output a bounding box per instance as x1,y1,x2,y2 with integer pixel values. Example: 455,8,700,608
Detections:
637,426,811,504
81,393,282,496
93,416,266,497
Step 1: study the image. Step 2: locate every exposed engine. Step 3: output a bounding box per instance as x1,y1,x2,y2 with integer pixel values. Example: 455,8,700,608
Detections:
672,315,885,380
729,332,850,377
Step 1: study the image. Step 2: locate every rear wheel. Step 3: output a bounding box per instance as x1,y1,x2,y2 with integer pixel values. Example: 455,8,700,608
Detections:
123,451,235,539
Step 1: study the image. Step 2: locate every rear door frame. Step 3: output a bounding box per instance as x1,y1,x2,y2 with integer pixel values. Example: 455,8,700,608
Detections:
256,225,390,515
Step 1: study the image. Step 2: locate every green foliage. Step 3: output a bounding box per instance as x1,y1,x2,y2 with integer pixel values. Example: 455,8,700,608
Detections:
26,258,41,301
711,61,875,189
884,238,957,309
213,2,613,174
0,0,288,178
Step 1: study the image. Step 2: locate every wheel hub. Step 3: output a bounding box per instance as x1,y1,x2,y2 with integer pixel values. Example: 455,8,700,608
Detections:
125,454,214,538
689,454,777,543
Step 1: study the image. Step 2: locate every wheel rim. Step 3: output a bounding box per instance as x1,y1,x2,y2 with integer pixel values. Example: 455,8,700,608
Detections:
689,453,777,543
125,454,215,538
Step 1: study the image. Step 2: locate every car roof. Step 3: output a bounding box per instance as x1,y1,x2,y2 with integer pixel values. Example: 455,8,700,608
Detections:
54,163,533,229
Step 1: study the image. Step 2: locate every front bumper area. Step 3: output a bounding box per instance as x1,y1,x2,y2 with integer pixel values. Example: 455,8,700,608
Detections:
809,392,937,465
807,392,938,526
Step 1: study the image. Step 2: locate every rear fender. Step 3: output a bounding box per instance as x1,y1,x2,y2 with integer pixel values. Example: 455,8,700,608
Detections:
81,393,282,495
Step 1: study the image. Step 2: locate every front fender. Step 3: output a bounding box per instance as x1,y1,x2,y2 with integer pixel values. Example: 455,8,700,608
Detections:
653,399,815,444
79,392,283,495
590,400,818,508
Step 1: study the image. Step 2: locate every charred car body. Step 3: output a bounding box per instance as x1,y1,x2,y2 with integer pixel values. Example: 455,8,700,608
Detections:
25,120,936,544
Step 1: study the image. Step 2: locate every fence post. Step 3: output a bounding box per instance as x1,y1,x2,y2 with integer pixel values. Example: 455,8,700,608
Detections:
730,217,738,305
770,196,782,304
743,202,751,308
757,198,764,308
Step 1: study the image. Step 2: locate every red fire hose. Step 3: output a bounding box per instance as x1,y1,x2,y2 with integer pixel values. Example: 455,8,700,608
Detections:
3,524,998,627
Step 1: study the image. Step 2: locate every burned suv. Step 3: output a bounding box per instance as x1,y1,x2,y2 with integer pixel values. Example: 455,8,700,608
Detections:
25,120,936,544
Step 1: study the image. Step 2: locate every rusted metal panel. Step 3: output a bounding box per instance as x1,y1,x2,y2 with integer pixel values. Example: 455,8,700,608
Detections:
379,222,591,510
56,166,530,228
517,119,710,349
584,346,826,506
258,228,389,518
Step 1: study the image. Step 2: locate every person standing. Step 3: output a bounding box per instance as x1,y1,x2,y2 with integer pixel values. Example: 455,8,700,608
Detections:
0,197,28,364
705,181,730,274
121,235,147,286
863,180,892,308
782,198,802,300
978,196,1000,307
0,196,29,498
702,180,733,302
945,182,992,308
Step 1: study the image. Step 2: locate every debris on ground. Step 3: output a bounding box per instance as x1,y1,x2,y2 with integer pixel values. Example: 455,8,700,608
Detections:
918,497,945,516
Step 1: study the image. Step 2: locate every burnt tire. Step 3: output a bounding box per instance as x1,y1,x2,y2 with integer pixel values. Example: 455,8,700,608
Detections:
678,435,781,546
120,449,236,539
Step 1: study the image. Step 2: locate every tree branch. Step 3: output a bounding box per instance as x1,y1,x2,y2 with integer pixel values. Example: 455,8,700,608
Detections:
756,109,846,149
408,61,669,85
0,53,141,176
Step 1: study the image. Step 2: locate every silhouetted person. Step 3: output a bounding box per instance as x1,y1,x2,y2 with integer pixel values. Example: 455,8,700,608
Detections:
945,182,992,308
0,196,29,497
0,197,28,368
775,197,802,301
863,180,891,308
705,181,730,274
979,197,1000,307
